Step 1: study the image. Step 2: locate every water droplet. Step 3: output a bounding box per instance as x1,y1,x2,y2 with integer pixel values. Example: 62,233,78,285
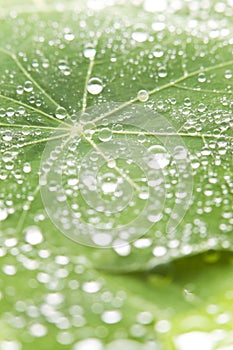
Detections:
198,72,206,83
224,69,232,79
158,66,167,78
152,246,167,257
58,60,71,75
2,265,16,275
174,332,215,350
146,145,170,169
16,85,24,95
137,311,153,325
137,90,149,102
100,173,118,194
29,323,47,337
155,319,171,333
0,341,21,350
132,25,148,42
0,208,8,221
113,242,131,256
98,128,112,142
23,163,31,173
55,106,67,120
82,281,101,293
25,226,44,245
83,45,96,60
73,339,103,350
153,45,164,58
87,78,104,95
24,81,33,92
64,32,75,41
101,310,122,324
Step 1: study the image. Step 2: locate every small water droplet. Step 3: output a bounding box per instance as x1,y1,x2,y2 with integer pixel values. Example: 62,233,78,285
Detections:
224,69,232,79
87,78,104,95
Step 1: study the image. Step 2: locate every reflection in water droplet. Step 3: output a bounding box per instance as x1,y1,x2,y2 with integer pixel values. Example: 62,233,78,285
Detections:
87,78,104,95
137,90,149,102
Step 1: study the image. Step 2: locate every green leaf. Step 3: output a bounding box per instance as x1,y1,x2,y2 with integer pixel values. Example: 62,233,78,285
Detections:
0,1,233,349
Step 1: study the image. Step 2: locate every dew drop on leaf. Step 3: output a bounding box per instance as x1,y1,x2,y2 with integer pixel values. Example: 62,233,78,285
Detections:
73,339,103,350
0,208,8,221
98,128,112,142
55,106,67,119
25,226,44,245
24,80,33,92
158,66,168,78
153,45,164,58
146,145,171,169
101,310,122,324
137,89,149,102
87,77,104,95
132,24,148,42
83,44,96,59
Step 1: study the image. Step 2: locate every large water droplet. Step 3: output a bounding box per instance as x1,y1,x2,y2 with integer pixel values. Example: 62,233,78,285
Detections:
55,106,67,120
137,90,149,102
87,78,104,95
153,45,164,58
98,128,112,142
146,145,171,169
101,310,122,324
25,226,44,245
132,25,148,42
83,44,96,60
